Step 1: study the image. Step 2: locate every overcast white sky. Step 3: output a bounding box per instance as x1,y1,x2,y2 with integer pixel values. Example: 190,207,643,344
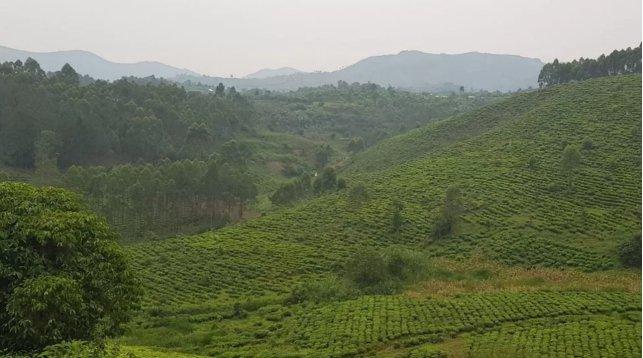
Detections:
0,0,640,77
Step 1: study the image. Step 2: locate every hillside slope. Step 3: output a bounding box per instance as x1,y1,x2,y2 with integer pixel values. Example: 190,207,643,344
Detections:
121,75,641,357
128,74,641,307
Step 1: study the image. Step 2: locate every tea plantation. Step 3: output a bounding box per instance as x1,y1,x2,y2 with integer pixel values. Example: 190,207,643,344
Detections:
120,75,641,356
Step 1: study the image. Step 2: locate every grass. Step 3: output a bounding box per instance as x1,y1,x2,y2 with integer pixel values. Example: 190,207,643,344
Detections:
404,257,641,299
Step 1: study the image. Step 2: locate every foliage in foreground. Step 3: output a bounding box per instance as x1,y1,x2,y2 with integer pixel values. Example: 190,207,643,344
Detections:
0,182,141,352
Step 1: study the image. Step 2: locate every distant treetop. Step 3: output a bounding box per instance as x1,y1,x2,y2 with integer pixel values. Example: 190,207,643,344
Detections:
538,44,641,87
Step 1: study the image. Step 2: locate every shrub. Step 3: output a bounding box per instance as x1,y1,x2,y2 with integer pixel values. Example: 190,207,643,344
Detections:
343,248,428,294
385,247,427,282
344,250,391,292
286,277,354,304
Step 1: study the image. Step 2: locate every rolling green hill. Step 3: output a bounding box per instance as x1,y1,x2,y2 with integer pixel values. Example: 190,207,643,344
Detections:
121,75,641,356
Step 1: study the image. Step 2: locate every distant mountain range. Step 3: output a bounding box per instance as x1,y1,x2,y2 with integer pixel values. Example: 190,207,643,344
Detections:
245,67,302,79
0,45,544,92
178,51,544,92
0,45,199,81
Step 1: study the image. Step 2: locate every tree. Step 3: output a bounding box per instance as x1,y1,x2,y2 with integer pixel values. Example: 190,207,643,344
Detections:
313,166,338,193
23,57,45,79
314,144,333,168
57,63,79,84
561,145,581,188
182,122,212,159
220,140,253,166
431,186,463,239
122,116,169,162
390,199,404,233
34,130,61,177
0,182,140,352
201,159,221,223
443,186,463,220
619,233,641,268
347,137,366,153
231,170,258,218
215,82,225,96
348,183,369,206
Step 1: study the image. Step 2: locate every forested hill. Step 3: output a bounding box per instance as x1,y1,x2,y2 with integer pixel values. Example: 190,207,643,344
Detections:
0,59,254,169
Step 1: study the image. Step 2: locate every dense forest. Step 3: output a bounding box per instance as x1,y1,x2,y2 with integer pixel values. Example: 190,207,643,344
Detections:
538,44,641,87
0,58,254,169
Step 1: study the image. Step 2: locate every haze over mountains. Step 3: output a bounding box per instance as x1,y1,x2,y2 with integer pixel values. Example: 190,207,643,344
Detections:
0,45,544,92
244,67,302,79
0,45,199,81
179,51,544,92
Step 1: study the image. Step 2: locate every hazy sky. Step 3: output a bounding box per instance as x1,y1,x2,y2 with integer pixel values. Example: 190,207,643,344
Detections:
0,0,640,76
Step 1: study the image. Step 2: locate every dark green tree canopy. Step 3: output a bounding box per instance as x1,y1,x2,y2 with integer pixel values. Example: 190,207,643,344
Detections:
0,59,255,169
538,44,641,87
0,182,141,352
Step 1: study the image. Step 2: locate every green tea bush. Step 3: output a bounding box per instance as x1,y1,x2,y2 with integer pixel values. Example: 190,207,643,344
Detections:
467,315,642,357
291,291,640,356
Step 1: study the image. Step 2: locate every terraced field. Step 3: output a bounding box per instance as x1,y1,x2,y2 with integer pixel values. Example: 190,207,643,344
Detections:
122,75,641,356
